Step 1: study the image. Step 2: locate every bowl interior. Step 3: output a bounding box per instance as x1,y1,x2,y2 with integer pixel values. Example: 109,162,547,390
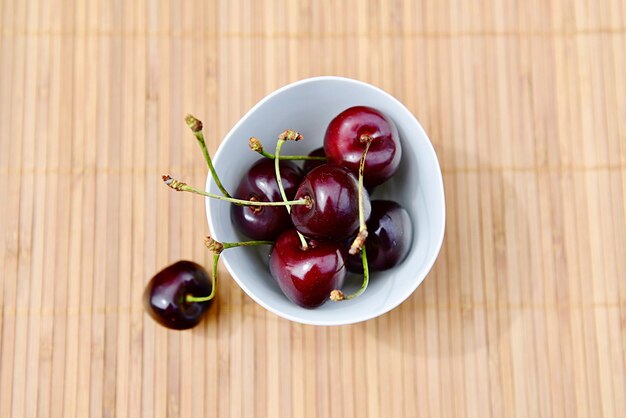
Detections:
207,77,445,325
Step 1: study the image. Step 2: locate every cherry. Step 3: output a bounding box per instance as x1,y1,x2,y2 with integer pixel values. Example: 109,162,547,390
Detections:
230,159,303,240
269,229,346,308
143,260,213,330
346,200,413,273
302,147,326,173
290,164,371,241
324,106,401,188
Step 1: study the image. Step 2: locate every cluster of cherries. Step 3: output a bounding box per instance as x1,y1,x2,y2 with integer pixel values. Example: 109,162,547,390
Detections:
143,106,413,330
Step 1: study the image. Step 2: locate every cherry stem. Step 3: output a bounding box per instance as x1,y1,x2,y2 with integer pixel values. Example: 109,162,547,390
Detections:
274,139,292,214
249,137,327,161
185,237,273,303
162,175,310,207
185,114,232,198
274,131,310,251
330,246,369,302
186,253,220,303
204,235,273,254
349,246,370,299
349,137,372,255
331,136,373,302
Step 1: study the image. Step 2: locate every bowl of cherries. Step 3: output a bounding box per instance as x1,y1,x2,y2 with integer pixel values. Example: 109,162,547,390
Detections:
143,76,445,328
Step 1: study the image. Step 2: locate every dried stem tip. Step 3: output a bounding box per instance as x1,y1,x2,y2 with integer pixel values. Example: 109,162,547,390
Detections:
330,290,345,302
349,230,369,255
162,175,186,191
249,137,263,152
184,114,203,132
359,133,373,143
278,130,303,142
204,236,224,254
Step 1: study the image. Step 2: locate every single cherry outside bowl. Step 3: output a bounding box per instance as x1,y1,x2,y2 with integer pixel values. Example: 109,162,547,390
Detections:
206,76,445,326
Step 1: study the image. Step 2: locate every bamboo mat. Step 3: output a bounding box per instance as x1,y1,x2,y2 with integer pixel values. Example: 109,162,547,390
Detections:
1,0,625,417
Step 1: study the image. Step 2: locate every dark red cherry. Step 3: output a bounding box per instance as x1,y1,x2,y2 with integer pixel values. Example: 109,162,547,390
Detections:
324,106,401,188
231,159,303,240
290,164,371,241
302,147,326,173
269,229,346,308
143,260,213,330
347,200,413,273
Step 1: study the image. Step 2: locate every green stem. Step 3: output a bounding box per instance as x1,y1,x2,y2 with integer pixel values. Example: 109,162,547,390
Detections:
357,140,371,233
275,138,310,250
223,240,273,250
162,175,309,207
205,235,273,253
186,253,220,303
185,239,273,303
331,136,373,302
249,137,325,161
349,138,372,255
256,148,326,161
346,246,370,300
330,246,370,302
274,139,291,213
185,114,232,198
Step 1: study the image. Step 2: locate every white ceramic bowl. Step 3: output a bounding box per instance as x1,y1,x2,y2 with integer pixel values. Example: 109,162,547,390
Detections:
206,76,445,326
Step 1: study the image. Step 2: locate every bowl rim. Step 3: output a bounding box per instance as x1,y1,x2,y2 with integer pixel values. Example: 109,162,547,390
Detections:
206,75,446,326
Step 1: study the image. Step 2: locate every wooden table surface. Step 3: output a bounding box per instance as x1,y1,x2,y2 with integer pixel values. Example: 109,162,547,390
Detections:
1,0,626,417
